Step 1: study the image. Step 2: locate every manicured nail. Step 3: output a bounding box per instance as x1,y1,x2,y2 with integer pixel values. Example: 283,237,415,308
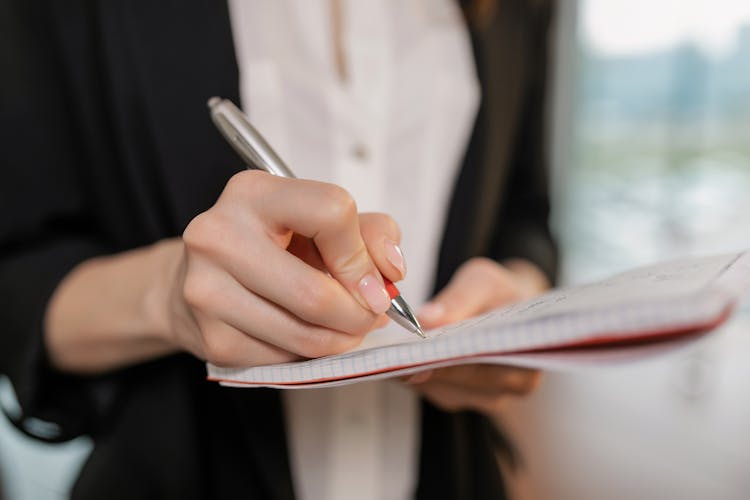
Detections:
384,239,407,279
359,274,391,314
418,302,445,323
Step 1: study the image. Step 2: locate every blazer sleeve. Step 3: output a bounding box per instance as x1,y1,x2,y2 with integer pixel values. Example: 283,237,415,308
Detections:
0,1,116,441
487,0,558,283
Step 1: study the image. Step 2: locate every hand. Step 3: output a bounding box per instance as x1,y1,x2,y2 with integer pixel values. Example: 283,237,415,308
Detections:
165,171,406,367
405,257,549,416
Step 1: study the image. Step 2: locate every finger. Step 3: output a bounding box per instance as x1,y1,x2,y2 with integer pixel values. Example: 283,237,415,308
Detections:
417,262,495,329
403,369,434,385
235,171,392,315
417,258,518,329
238,239,382,335
287,234,326,272
277,229,396,325
182,241,377,337
412,380,509,415
192,315,299,368
426,364,542,396
358,213,405,282
185,264,366,358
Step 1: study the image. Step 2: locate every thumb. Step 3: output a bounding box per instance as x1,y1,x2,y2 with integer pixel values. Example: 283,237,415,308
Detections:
417,261,496,329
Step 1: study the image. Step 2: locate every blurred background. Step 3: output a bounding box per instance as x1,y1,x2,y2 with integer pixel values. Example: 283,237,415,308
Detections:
2,0,750,498
504,1,750,499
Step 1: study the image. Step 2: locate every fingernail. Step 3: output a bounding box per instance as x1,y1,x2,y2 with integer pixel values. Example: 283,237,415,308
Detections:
359,274,391,314
384,239,407,279
418,302,445,323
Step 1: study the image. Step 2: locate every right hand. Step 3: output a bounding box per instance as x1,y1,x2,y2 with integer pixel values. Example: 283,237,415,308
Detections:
163,170,406,367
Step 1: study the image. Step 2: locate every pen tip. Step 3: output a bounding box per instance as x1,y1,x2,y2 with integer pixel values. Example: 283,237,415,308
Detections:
416,326,427,339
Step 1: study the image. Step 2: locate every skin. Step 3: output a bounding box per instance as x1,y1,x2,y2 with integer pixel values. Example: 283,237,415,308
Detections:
407,257,549,416
44,172,548,415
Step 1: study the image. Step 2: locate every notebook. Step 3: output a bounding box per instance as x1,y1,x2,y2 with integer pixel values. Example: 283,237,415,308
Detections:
208,251,750,388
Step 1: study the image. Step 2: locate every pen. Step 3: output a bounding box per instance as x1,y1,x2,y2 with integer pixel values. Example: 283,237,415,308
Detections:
208,97,426,339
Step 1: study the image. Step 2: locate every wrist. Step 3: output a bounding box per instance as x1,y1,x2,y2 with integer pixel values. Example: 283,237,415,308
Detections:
44,239,183,374
142,238,184,345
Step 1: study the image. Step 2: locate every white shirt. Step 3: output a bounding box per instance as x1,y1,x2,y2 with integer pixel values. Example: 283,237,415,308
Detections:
228,1,480,498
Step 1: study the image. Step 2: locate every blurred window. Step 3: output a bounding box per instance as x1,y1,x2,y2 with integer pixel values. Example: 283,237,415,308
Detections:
558,0,750,283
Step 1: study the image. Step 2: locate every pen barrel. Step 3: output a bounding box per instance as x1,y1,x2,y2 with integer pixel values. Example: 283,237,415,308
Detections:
208,98,296,179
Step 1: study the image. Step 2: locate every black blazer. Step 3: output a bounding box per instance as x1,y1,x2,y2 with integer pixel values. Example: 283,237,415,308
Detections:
0,1,557,498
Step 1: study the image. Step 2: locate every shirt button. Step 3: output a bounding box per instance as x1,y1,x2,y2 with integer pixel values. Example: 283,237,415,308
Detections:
351,143,369,161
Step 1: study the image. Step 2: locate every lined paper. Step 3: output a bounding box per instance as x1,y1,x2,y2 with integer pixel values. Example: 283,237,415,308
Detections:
208,252,750,388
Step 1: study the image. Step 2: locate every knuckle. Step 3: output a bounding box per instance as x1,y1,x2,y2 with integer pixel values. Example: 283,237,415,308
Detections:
183,212,230,257
182,268,227,315
332,243,370,276
182,212,211,250
224,169,266,198
223,171,248,199
319,184,357,225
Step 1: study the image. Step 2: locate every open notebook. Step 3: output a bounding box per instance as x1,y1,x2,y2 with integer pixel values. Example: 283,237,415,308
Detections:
208,251,750,388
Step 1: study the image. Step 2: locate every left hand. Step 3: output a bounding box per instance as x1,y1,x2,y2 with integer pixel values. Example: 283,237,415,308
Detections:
405,257,550,416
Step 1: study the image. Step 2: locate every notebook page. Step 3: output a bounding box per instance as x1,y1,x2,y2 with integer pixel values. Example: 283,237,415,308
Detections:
208,251,750,386
346,252,747,353
438,252,745,330
219,329,713,389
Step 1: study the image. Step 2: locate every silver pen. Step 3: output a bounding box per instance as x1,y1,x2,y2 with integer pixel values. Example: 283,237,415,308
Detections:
208,97,426,339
